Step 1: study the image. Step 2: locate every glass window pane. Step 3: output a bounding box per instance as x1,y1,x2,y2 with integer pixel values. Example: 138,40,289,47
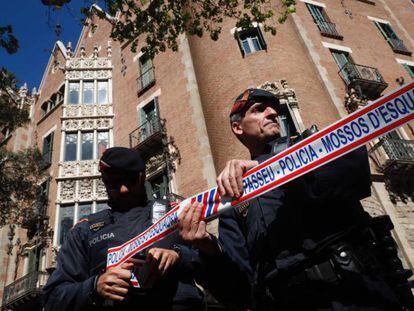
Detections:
251,37,261,52
83,82,94,104
96,202,109,213
78,203,92,221
81,132,93,160
97,131,109,158
59,205,74,245
242,39,251,54
69,83,79,104
64,133,78,162
97,81,108,104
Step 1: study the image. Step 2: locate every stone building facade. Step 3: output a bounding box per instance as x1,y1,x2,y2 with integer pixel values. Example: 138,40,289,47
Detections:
1,1,413,309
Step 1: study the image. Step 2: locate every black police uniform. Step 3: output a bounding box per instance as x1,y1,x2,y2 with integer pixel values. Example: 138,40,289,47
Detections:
43,200,203,311
196,143,406,310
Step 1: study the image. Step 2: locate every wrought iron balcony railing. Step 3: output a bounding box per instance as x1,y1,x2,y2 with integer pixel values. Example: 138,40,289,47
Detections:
387,38,412,56
316,20,343,40
129,115,164,155
369,138,414,172
339,62,388,99
2,271,48,309
137,67,156,95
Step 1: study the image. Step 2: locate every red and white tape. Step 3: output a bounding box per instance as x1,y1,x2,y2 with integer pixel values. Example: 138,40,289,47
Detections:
107,81,414,275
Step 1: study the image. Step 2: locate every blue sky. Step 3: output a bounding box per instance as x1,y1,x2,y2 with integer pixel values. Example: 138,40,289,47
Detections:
0,1,102,90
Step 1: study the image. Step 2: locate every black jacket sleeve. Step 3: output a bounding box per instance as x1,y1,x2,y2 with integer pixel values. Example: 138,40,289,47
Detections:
43,224,99,311
186,209,253,309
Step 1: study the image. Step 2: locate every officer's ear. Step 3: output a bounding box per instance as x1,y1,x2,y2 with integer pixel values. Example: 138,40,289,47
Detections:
231,120,243,136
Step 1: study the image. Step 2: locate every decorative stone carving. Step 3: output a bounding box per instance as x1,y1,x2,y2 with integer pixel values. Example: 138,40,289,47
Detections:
78,178,94,200
64,105,79,117
83,70,96,79
97,58,108,68
80,119,94,129
83,59,94,68
79,160,97,176
96,118,111,129
60,180,76,201
96,105,111,116
146,154,166,177
61,162,78,177
80,105,94,116
344,88,369,113
96,70,111,79
96,178,107,199
66,70,82,80
63,120,79,131
67,59,81,69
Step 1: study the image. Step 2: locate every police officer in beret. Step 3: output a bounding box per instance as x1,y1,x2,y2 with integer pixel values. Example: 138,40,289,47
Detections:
43,147,203,310
178,89,413,310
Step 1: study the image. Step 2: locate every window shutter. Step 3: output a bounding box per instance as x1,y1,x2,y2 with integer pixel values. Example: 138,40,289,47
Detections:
235,31,246,58
374,21,389,39
49,132,54,162
256,26,267,50
403,64,414,78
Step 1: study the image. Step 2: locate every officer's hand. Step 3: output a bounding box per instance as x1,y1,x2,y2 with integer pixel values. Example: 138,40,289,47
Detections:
96,262,134,301
146,247,179,275
217,159,258,198
178,202,220,256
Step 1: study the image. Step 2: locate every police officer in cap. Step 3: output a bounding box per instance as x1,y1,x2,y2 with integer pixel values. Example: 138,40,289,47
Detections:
178,89,413,310
43,147,203,310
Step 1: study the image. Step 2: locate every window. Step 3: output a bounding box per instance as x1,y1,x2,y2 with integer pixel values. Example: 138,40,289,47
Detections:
137,55,155,94
78,203,92,220
64,133,78,162
373,21,411,55
403,64,414,78
98,81,108,104
59,204,74,244
64,131,110,162
69,82,80,104
83,81,94,104
306,4,342,39
97,131,109,158
41,102,49,117
37,180,49,216
139,99,160,141
40,85,65,118
236,27,266,57
96,202,109,213
81,132,94,160
146,172,169,199
42,132,54,165
58,201,108,245
331,49,354,83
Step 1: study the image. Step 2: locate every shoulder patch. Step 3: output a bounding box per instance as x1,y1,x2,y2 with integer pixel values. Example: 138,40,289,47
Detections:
89,221,106,232
237,202,249,217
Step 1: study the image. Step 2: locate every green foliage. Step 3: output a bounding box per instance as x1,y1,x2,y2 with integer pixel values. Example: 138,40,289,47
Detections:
0,25,19,54
0,68,30,131
85,0,296,58
0,148,46,227
0,25,46,232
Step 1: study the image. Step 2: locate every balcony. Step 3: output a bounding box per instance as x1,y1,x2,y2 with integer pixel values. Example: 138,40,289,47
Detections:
387,38,412,56
339,62,388,99
2,271,48,311
369,138,414,202
316,20,343,40
129,115,164,158
137,67,156,95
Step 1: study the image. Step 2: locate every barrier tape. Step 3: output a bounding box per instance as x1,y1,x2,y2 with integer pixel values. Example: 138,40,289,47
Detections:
107,81,414,272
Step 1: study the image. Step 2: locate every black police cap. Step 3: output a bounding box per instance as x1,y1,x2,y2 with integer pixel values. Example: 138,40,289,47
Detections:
99,147,145,173
230,88,280,117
